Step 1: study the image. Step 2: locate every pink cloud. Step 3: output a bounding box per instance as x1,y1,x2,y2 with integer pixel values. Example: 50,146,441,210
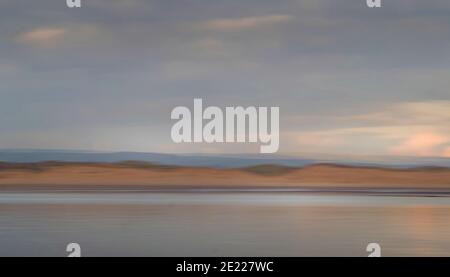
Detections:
443,147,450,158
390,133,449,157
17,27,66,47
198,15,293,32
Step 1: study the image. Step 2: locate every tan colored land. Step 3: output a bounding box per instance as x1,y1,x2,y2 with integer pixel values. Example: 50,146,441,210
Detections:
0,162,450,189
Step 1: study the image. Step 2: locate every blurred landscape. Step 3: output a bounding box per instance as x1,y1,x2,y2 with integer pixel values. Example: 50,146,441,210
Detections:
2,0,450,256
1,150,449,190
2,149,450,256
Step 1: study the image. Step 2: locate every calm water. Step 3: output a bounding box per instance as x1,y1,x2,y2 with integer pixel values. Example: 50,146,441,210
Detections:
1,191,450,257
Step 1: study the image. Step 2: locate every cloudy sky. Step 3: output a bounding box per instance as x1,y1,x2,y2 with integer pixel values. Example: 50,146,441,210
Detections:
1,0,449,157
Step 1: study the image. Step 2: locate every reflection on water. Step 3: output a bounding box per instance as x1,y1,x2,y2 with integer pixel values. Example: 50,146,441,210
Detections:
0,192,450,257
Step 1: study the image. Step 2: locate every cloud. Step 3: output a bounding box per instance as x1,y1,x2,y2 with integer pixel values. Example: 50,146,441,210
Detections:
2,0,450,156
293,131,346,146
14,24,112,52
197,15,293,32
284,127,450,157
191,38,226,54
349,101,450,126
160,60,259,81
283,100,450,157
444,147,450,158
16,27,66,47
390,133,449,157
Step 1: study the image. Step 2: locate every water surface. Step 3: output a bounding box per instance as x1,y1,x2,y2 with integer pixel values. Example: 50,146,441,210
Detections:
1,191,450,256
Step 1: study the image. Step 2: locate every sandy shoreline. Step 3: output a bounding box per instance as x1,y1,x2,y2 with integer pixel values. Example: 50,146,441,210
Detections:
0,162,450,191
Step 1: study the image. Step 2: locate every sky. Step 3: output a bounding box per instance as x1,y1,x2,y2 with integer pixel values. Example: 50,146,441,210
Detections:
0,0,449,157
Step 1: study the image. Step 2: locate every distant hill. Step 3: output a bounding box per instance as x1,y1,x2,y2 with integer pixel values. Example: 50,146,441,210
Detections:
0,162,450,190
0,149,314,168
0,149,450,168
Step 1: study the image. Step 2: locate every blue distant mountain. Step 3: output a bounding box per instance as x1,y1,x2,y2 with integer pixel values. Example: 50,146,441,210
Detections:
0,149,449,168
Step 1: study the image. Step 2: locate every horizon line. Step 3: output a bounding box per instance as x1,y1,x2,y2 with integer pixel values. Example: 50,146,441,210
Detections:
0,148,449,160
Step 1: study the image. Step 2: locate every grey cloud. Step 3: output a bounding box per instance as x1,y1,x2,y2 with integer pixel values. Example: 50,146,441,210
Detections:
0,0,449,154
